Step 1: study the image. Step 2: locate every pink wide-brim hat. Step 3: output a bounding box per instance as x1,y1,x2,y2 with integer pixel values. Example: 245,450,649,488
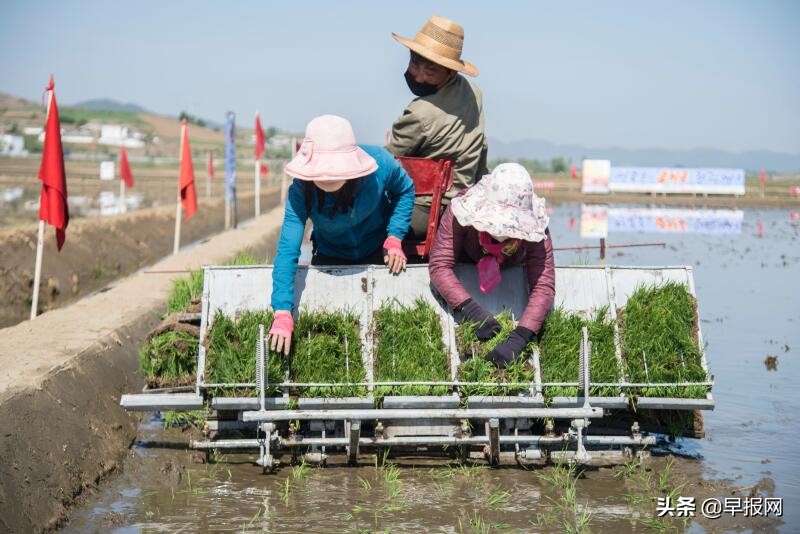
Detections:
451,163,549,242
284,115,378,182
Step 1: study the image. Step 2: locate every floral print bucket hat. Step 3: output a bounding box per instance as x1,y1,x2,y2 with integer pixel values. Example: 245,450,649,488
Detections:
451,163,549,242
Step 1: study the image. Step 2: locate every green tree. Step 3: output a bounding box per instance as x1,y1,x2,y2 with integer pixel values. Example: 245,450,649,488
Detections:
550,157,567,173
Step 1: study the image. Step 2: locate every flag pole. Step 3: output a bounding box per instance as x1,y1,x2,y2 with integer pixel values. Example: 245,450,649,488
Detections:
173,122,184,254
206,151,212,199
30,89,53,320
173,190,181,254
254,158,260,217
119,178,126,213
254,112,262,218
224,195,230,229
30,220,45,320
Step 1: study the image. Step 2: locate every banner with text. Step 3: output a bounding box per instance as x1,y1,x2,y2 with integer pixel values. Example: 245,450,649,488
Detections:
609,167,745,195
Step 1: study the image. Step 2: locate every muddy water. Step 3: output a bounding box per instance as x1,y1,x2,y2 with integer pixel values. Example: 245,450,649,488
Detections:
64,203,799,532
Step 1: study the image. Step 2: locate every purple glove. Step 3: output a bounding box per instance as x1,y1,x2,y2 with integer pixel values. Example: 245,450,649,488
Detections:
458,298,501,341
486,326,536,369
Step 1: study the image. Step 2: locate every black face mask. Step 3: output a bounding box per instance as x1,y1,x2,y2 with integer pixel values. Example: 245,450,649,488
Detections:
404,70,438,97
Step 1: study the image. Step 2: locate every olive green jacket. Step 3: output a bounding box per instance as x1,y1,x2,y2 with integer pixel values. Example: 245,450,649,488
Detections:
387,74,489,204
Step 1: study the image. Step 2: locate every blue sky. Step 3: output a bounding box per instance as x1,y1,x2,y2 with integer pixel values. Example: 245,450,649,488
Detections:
1,1,798,153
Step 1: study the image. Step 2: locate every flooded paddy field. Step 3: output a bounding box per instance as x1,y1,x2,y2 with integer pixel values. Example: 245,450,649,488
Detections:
63,203,800,532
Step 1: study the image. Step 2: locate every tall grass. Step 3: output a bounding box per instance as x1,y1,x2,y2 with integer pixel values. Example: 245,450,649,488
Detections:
539,306,620,400
138,331,197,387
291,309,365,397
374,299,449,397
620,282,708,398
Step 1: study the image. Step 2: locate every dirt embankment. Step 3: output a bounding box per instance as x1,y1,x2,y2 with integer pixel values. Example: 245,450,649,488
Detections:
0,189,280,329
0,205,285,533
0,319,151,533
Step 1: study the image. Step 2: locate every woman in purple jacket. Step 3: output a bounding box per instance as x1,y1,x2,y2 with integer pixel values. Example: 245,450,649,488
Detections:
428,163,555,368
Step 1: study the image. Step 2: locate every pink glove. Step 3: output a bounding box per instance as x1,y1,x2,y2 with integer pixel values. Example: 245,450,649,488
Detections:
383,236,407,274
268,310,294,354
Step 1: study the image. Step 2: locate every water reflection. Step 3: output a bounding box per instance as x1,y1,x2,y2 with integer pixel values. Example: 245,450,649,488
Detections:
580,204,744,239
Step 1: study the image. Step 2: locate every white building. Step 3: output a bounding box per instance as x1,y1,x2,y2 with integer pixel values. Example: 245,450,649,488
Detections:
0,134,27,156
98,124,145,148
38,128,94,145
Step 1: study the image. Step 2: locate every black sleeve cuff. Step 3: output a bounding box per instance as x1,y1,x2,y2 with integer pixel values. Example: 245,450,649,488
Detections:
454,297,473,312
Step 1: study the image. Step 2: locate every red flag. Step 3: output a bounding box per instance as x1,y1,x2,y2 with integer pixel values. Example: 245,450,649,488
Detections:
254,113,265,160
207,151,215,178
119,146,134,188
260,162,270,176
38,75,69,251
570,165,578,179
179,119,197,219
759,169,766,185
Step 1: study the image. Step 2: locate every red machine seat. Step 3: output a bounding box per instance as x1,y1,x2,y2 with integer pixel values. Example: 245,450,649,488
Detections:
395,156,454,258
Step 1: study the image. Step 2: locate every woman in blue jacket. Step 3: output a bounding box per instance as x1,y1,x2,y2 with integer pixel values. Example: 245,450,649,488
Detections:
268,115,415,354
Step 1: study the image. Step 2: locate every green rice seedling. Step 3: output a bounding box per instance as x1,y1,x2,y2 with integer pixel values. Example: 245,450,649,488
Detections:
166,270,204,315
292,460,310,480
456,310,516,359
486,488,511,510
435,482,455,496
138,330,198,387
458,353,535,397
205,309,285,397
162,409,205,429
620,282,709,398
539,306,620,401
457,356,496,397
226,252,260,266
456,311,536,397
290,309,365,397
374,299,449,397
166,252,258,316
281,476,292,506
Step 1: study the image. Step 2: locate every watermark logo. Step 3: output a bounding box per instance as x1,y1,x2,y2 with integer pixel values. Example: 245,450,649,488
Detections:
657,496,782,519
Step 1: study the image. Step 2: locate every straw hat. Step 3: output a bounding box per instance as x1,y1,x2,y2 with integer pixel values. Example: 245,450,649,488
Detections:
392,15,478,77
284,115,377,182
451,163,549,242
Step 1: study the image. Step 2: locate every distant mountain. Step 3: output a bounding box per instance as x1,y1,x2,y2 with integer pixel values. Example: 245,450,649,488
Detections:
0,92,35,109
488,138,800,173
72,98,149,113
